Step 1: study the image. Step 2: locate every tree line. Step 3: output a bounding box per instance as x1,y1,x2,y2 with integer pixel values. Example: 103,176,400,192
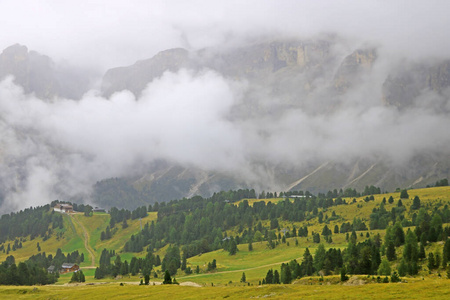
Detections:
0,204,63,244
0,248,83,285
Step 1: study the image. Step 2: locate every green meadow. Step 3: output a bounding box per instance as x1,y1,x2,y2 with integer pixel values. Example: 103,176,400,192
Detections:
0,186,449,297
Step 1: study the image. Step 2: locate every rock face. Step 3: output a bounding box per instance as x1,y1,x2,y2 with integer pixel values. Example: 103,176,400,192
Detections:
382,60,450,109
334,48,377,93
100,39,333,98
101,48,190,98
0,44,91,100
0,44,58,99
205,40,331,77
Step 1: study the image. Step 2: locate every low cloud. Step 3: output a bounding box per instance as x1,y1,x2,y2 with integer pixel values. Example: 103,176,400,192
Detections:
1,58,449,212
1,1,449,71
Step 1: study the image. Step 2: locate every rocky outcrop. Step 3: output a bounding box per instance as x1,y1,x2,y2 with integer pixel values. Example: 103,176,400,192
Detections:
0,44,91,100
334,48,377,93
382,60,450,108
0,44,58,99
204,40,331,77
100,39,333,98
101,48,190,98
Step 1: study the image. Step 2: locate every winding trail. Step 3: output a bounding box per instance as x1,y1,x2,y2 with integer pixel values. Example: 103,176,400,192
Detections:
69,214,96,268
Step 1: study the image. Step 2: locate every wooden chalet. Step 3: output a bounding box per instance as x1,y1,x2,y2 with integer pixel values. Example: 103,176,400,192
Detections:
60,263,79,274
53,204,73,213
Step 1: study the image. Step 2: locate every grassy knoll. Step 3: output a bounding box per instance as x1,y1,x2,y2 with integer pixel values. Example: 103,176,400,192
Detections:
1,278,449,299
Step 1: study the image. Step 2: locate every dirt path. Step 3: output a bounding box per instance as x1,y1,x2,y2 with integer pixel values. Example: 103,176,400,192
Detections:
69,214,96,268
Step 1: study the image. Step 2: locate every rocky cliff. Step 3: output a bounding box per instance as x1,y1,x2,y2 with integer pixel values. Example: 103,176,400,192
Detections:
0,44,91,100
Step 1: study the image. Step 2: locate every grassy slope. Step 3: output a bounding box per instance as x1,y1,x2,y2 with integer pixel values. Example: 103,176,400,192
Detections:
1,279,449,299
0,186,448,287
0,212,158,267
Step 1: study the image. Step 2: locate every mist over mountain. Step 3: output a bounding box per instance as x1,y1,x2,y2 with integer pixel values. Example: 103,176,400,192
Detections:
0,1,449,212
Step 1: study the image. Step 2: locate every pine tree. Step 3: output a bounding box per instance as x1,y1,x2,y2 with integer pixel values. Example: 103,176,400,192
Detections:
79,270,85,282
313,244,326,272
400,189,409,199
378,258,391,276
228,240,238,255
240,272,246,283
273,270,280,284
281,263,291,284
163,270,172,284
443,239,450,267
403,230,418,263
94,267,103,279
340,267,349,282
265,269,273,284
301,248,314,276
70,271,79,283
386,241,396,261
419,242,426,259
411,196,421,210
428,252,436,270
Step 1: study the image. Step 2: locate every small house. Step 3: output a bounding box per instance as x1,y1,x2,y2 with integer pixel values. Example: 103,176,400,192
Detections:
47,265,55,273
60,263,79,274
53,204,73,213
93,207,106,213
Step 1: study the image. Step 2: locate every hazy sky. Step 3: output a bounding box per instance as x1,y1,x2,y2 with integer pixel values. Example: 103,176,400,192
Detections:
1,0,450,70
1,0,450,212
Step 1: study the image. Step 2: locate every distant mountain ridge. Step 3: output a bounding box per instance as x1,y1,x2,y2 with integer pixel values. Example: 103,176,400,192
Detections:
0,39,449,210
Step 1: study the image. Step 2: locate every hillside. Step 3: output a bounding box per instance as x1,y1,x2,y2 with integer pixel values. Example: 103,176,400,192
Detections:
0,186,449,291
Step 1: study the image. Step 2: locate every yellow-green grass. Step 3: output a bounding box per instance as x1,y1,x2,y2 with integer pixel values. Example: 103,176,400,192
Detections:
0,211,83,263
1,278,450,299
71,212,158,264
230,187,450,245
234,197,286,206
179,239,323,285
0,211,157,266
0,186,448,286
54,269,145,286
92,212,157,259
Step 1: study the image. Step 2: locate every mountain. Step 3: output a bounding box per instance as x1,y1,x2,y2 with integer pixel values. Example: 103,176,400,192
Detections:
93,39,450,207
0,39,449,210
0,44,92,100
382,60,450,109
102,48,190,98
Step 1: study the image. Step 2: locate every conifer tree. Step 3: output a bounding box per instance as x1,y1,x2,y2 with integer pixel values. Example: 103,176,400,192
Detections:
240,272,246,283
163,270,172,284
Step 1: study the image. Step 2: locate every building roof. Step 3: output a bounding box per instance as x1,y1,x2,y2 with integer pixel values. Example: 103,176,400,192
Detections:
61,263,76,269
47,266,55,272
54,203,73,209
